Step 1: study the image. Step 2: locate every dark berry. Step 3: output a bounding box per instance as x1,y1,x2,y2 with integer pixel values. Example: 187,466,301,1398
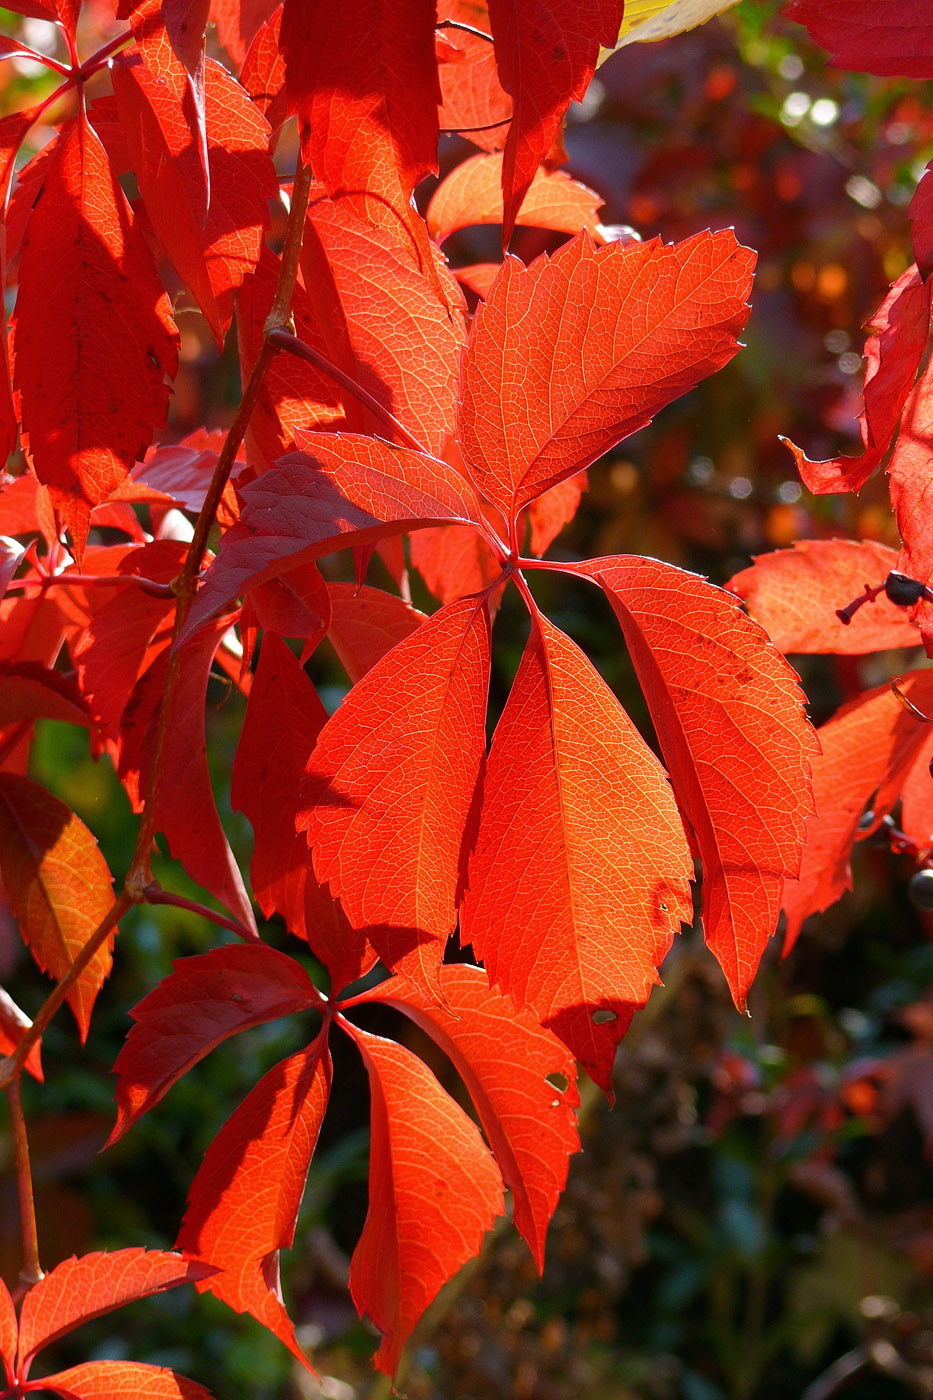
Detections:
908,869,933,912
884,571,926,607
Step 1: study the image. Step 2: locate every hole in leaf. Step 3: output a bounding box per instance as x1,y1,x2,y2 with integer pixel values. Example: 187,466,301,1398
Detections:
545,1071,569,1093
592,1008,617,1025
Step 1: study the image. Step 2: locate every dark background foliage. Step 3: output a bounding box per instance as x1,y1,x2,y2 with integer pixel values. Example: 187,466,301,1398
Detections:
2,2,932,1397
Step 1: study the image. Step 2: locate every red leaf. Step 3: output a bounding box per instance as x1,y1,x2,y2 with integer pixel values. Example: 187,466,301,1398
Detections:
72,540,185,747
899,735,933,854
240,6,287,131
34,1361,214,1400
363,964,579,1270
300,596,491,989
10,117,179,561
119,619,256,931
457,232,755,524
728,540,919,654
437,0,511,152
0,987,43,1081
231,635,376,990
427,153,601,245
0,775,117,1039
109,943,321,1143
460,611,694,1090
0,1271,16,1383
453,261,502,299
281,0,443,293
297,188,464,459
210,0,280,62
591,556,818,1009
326,583,426,684
910,160,933,281
17,1250,214,1368
0,108,38,463
783,264,930,495
784,0,933,79
184,435,488,638
113,55,276,346
486,0,624,242
346,1026,503,1375
524,472,586,556
410,524,502,604
782,671,933,951
0,663,89,728
889,353,933,590
176,1036,331,1366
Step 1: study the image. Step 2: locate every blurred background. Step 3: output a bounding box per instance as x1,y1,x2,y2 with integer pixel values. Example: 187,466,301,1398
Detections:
2,1,933,1396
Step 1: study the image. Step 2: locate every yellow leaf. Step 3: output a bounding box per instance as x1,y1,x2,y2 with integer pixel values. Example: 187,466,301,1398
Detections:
607,0,741,52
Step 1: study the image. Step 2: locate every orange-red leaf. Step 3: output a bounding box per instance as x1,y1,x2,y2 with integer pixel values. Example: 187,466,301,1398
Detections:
457,232,755,524
109,944,320,1143
346,1026,503,1375
281,0,442,290
113,55,276,347
177,1036,331,1366
364,965,579,1270
11,117,179,560
232,635,376,990
326,584,425,684
34,1361,214,1400
899,733,933,854
524,473,586,556
210,0,280,62
460,612,694,1089
591,556,817,1008
782,671,933,951
728,540,919,654
486,0,623,242
437,0,511,153
300,596,490,989
297,189,464,458
0,775,117,1039
783,264,931,495
427,153,601,244
17,1250,213,1368
410,524,502,604
184,435,488,638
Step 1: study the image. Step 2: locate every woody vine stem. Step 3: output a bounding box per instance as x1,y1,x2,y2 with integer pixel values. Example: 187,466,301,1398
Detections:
0,159,315,1285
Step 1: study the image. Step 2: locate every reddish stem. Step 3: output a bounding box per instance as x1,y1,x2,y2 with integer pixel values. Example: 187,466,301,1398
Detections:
75,28,133,80
5,1078,42,1285
10,573,175,599
144,886,255,942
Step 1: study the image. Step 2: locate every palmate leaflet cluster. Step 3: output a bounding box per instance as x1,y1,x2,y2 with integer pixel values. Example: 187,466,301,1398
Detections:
0,0,928,1388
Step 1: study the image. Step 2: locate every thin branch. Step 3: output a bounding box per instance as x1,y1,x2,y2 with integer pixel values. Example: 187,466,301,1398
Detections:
6,1078,42,1286
144,885,254,941
439,117,510,134
75,28,133,80
10,573,175,599
435,18,494,42
267,329,431,456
